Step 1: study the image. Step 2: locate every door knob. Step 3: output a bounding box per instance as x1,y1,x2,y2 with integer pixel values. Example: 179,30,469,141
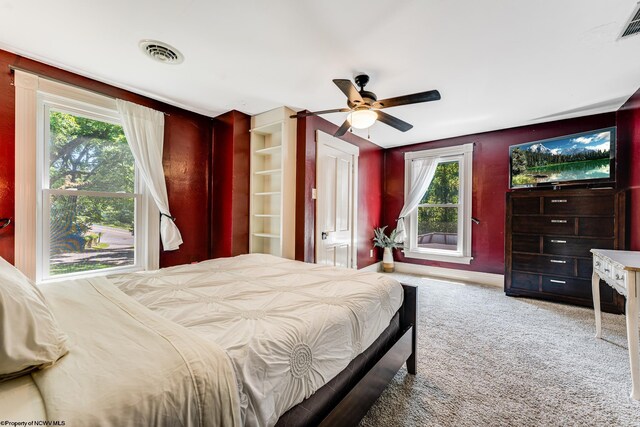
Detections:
321,231,329,240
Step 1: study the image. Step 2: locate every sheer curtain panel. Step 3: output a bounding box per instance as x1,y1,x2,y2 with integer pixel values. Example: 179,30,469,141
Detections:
116,100,182,251
395,158,439,243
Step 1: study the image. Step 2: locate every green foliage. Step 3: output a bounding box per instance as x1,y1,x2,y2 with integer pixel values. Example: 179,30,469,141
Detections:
50,261,112,275
510,144,610,186
418,161,459,236
49,111,134,192
373,226,404,249
48,111,135,252
511,147,527,175
421,161,459,205
83,232,108,249
511,173,537,186
513,147,608,170
418,207,458,234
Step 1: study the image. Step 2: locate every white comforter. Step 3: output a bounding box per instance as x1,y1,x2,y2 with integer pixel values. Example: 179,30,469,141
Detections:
112,254,403,427
33,277,241,427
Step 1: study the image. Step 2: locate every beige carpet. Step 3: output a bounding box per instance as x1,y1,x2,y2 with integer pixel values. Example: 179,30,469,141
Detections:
360,274,640,426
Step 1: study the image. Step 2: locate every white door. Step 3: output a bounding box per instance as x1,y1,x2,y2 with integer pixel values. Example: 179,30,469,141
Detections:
316,131,359,268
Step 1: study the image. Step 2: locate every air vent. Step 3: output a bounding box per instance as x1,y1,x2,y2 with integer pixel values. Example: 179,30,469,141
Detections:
139,40,184,64
620,3,640,38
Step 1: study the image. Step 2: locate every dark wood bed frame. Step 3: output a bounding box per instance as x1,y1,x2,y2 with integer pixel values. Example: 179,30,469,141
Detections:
318,283,418,426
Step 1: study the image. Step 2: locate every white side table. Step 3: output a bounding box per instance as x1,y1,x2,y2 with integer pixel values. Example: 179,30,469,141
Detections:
591,249,640,400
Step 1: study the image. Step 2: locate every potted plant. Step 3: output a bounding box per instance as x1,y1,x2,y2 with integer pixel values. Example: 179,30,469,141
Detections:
373,226,403,273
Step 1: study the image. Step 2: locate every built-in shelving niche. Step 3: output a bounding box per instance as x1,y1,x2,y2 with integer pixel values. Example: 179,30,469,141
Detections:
249,107,296,258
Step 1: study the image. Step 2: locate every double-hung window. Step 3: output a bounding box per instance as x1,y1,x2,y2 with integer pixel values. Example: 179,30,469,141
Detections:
14,71,159,282
39,97,141,279
403,143,473,264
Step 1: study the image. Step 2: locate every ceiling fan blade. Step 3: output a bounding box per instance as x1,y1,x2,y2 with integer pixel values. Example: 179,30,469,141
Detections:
290,108,350,118
374,90,441,109
334,119,351,137
376,111,413,132
333,79,365,105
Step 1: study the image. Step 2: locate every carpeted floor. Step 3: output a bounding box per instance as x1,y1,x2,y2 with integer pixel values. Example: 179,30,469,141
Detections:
360,274,640,427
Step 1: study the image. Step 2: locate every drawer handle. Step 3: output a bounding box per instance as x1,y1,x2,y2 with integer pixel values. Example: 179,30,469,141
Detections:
551,219,568,224
604,268,610,273
551,199,567,203
550,259,567,264
550,279,566,284
595,261,601,267
615,274,624,280
550,239,566,244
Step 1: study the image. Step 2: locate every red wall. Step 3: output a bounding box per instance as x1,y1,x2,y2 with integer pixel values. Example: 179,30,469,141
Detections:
159,109,213,267
211,110,250,258
617,87,640,250
295,115,384,269
0,49,213,267
383,113,617,275
0,55,16,263
1,47,636,271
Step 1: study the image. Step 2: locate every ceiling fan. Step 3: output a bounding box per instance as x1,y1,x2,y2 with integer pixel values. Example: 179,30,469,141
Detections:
290,74,441,137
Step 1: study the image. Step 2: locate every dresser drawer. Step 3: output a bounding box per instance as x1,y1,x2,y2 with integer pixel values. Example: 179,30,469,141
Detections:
543,195,614,216
593,257,628,289
512,197,541,215
512,216,575,235
576,258,593,279
506,190,625,314
512,253,575,276
543,237,613,257
510,272,540,292
541,275,592,299
512,234,540,253
577,217,614,238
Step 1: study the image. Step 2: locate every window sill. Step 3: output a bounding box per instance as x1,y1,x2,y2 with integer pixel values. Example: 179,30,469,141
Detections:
402,250,473,265
37,265,143,285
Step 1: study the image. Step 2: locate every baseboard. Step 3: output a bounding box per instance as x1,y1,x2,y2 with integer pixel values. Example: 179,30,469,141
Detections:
393,262,504,288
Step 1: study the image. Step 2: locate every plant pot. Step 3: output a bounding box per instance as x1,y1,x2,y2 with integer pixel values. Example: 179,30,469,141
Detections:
382,247,394,273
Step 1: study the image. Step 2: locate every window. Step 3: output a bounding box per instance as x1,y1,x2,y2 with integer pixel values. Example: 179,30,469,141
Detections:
40,102,140,279
417,161,459,251
404,143,473,264
14,71,159,282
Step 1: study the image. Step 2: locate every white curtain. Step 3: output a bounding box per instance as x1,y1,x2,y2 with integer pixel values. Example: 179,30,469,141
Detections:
395,157,439,243
116,99,183,251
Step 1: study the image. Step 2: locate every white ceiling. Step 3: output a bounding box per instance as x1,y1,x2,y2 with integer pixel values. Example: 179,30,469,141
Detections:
1,0,639,148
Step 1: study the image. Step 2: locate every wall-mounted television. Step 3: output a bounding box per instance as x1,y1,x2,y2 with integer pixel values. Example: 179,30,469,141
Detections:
509,127,616,189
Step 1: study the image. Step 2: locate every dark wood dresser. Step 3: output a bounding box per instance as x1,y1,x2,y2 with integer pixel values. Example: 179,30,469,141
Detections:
505,188,625,314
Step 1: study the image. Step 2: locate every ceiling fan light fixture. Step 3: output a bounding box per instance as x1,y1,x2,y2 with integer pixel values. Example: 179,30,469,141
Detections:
348,110,377,129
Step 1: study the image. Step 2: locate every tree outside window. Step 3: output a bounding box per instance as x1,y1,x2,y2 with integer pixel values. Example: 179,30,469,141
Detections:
403,143,472,264
46,110,136,276
417,161,460,251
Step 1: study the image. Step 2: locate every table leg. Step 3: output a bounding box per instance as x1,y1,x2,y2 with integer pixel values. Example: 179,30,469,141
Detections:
625,273,640,400
592,271,602,339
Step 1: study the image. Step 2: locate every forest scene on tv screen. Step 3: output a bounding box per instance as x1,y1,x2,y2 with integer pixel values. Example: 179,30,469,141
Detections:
510,128,613,187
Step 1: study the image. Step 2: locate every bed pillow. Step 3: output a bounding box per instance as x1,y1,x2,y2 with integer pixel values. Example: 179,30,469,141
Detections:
0,257,68,381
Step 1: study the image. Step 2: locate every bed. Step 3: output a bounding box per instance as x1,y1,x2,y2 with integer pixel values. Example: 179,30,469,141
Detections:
0,254,417,427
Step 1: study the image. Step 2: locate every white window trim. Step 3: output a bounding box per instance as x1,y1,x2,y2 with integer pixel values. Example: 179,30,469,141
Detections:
403,143,473,264
14,70,159,282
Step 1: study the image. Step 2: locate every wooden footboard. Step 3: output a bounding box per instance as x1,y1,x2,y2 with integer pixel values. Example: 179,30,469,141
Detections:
318,282,418,426
400,283,418,375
